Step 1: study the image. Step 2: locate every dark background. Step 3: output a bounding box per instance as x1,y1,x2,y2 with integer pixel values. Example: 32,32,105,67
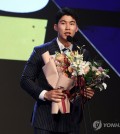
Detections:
0,0,120,134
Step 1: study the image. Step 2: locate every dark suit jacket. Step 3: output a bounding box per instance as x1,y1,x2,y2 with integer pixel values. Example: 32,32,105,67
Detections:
20,38,90,133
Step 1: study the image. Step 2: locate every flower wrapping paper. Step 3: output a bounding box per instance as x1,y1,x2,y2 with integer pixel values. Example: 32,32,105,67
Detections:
42,51,74,114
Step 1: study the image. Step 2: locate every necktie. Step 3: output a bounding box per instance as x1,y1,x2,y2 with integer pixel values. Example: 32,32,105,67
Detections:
62,48,70,53
62,48,68,52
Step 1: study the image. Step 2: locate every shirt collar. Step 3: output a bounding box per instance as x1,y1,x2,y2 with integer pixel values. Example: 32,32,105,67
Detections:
56,38,73,51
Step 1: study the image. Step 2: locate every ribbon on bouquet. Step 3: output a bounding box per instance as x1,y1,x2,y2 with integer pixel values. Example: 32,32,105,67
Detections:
68,76,86,102
42,51,74,114
62,90,72,113
61,97,66,113
78,76,86,94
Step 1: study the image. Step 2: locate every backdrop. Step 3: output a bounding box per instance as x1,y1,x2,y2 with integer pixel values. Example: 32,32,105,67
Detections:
0,0,120,134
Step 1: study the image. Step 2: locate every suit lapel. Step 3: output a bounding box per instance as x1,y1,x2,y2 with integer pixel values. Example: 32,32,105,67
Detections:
49,38,60,55
72,43,79,51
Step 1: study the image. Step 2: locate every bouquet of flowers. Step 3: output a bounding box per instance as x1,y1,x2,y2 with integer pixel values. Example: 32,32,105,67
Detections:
42,47,110,113
54,49,110,101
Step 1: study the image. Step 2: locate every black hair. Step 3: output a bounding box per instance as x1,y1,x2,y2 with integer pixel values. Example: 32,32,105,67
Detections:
55,7,79,25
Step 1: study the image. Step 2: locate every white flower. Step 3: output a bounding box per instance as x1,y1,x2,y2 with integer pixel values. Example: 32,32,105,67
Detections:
96,85,104,91
72,70,77,76
92,66,97,71
102,72,110,78
96,82,107,91
99,86,103,91
93,61,98,66
71,62,78,69
102,82,107,89
78,70,84,75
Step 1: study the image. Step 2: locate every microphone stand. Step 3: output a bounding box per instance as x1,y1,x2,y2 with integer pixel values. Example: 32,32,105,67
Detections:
77,74,88,134
67,36,93,134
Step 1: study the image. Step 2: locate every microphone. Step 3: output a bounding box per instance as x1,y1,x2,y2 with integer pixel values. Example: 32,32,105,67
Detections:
67,36,73,43
67,36,86,54
67,36,79,44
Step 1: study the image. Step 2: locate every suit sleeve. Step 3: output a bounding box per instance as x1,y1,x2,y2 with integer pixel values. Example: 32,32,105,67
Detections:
20,48,45,100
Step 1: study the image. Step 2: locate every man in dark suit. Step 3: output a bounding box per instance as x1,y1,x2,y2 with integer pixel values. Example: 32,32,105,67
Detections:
20,7,94,134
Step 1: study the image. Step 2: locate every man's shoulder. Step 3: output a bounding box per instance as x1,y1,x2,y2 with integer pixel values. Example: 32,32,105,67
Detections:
34,38,57,51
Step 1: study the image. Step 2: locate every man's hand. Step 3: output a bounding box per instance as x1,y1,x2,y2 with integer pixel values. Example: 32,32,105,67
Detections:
82,87,95,99
44,88,65,103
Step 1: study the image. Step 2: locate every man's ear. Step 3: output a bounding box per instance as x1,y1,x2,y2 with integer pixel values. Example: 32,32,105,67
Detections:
54,24,58,31
75,26,78,33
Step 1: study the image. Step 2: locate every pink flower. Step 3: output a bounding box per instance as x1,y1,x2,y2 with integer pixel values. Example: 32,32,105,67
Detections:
84,66,90,74
98,67,104,72
55,53,65,62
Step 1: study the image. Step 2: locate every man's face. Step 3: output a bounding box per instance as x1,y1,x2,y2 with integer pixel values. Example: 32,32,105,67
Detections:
54,15,78,42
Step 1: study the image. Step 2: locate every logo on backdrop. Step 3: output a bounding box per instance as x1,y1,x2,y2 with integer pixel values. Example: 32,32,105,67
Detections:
93,120,120,131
